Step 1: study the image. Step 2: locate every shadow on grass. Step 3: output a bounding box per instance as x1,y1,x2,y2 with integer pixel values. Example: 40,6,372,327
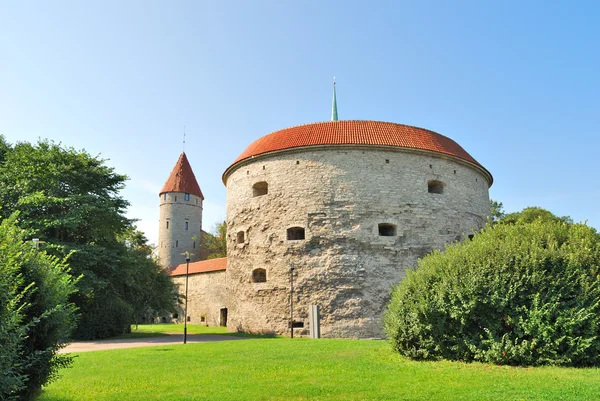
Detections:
109,332,168,340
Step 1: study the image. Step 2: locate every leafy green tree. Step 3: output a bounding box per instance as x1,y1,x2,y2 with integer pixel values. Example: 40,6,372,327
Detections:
501,206,573,225
202,221,227,259
489,199,505,223
0,140,177,339
119,227,178,326
385,209,600,367
0,214,77,400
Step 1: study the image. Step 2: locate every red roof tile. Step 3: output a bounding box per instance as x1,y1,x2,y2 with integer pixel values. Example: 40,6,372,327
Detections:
223,121,492,185
160,152,204,199
168,257,227,276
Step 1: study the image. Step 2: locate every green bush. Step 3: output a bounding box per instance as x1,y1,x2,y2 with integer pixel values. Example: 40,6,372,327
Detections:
385,218,600,367
0,215,78,400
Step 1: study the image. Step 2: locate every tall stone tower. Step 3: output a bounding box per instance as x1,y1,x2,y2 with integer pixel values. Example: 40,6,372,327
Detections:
158,152,204,268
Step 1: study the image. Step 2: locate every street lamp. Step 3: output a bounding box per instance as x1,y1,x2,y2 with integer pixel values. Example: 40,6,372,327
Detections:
289,263,295,339
183,252,191,344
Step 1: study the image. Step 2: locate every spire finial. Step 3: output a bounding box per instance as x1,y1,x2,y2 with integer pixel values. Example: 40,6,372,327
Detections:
331,77,338,121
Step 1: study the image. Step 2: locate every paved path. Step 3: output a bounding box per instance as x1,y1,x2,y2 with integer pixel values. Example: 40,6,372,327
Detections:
59,334,247,353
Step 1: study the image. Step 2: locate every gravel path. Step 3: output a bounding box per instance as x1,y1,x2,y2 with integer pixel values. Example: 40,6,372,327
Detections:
59,334,247,353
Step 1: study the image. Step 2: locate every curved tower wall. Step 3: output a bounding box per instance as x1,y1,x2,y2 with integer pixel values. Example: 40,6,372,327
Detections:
158,192,203,267
224,147,490,338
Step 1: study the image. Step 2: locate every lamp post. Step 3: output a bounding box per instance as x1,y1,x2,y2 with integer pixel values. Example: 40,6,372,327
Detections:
183,253,190,344
289,263,295,339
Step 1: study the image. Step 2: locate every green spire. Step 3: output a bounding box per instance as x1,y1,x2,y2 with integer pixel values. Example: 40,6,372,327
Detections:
331,77,338,121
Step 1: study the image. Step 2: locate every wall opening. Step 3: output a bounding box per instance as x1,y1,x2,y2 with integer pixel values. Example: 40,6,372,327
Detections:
428,180,445,194
378,223,397,236
166,221,169,229
237,231,245,244
220,308,228,327
252,181,268,197
185,221,189,230
185,193,190,201
287,227,305,240
252,268,267,283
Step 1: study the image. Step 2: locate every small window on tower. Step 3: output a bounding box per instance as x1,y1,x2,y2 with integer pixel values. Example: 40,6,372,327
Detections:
176,240,178,248
287,227,305,241
174,195,177,201
164,193,169,201
237,231,245,244
252,268,267,283
166,221,169,229
378,223,396,236
185,221,189,230
252,182,268,197
185,193,190,201
428,180,445,194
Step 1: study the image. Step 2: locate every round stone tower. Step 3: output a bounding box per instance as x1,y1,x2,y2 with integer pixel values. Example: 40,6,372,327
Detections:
158,152,204,268
222,120,492,338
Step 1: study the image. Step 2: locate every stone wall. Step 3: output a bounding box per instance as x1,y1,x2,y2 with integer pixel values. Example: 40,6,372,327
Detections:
171,270,228,326
158,192,203,267
224,146,491,338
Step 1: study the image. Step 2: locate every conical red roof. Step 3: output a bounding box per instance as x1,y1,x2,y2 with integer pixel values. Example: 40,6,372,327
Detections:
160,152,204,199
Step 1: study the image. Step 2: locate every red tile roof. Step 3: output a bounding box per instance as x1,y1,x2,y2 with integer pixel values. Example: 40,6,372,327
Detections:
168,257,227,276
223,121,492,185
160,152,204,199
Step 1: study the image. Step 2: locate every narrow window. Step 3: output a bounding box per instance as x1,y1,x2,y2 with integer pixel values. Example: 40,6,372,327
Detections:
185,193,190,201
185,221,189,230
252,181,268,197
175,240,178,247
193,241,196,249
252,268,267,283
385,159,389,164
237,231,245,244
287,227,305,240
164,193,169,200
174,195,177,201
166,221,169,229
378,223,396,236
428,180,444,194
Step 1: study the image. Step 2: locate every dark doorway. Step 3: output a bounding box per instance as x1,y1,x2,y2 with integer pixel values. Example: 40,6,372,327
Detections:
220,308,228,327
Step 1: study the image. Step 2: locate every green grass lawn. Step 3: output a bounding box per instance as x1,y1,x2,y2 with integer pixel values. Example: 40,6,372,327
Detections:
129,323,230,335
41,338,600,401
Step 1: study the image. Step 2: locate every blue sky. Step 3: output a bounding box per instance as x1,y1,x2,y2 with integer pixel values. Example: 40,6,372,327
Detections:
1,1,598,245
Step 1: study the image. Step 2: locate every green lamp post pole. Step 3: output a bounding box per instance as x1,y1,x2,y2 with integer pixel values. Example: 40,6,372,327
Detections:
183,253,190,344
289,263,295,339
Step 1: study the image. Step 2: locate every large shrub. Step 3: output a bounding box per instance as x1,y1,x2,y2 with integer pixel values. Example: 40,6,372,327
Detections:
0,215,78,400
385,218,600,367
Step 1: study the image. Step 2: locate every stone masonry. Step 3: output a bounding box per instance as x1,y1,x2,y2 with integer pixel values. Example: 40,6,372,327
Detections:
224,147,490,338
159,191,203,267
